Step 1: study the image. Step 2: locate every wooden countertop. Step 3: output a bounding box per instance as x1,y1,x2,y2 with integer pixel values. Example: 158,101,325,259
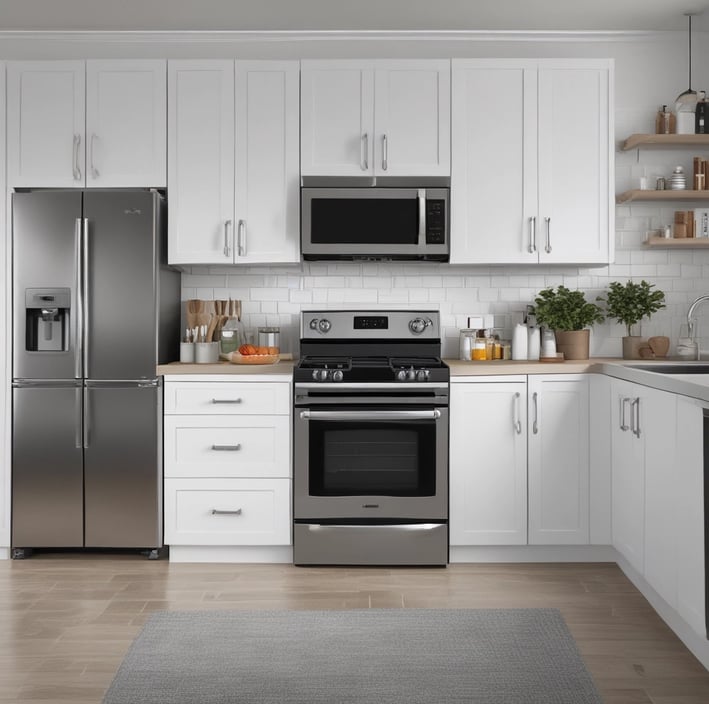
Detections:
158,360,297,376
445,358,620,376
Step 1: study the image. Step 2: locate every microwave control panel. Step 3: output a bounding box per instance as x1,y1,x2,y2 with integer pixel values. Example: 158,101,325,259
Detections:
426,200,446,244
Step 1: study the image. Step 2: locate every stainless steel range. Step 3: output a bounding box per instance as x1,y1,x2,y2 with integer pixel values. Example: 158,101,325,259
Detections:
293,310,449,566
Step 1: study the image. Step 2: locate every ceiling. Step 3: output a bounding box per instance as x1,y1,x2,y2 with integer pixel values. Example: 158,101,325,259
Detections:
1,0,708,32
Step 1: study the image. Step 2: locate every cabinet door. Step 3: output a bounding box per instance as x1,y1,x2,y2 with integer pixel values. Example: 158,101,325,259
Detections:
528,375,589,545
167,60,235,265
234,61,300,264
450,380,527,545
7,61,85,187
301,60,374,176
86,60,166,187
450,60,537,264
610,379,645,573
675,397,706,637
643,385,678,609
373,60,450,177
537,61,612,264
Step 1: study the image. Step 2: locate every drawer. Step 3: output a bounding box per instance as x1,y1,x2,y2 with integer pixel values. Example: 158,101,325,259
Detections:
164,478,291,546
164,381,290,415
164,415,290,478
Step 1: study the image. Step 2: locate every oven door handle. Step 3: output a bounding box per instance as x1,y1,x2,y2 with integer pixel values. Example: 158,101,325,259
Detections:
299,409,441,421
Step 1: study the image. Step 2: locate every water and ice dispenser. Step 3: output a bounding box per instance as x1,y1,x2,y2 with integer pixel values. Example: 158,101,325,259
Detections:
24,288,70,352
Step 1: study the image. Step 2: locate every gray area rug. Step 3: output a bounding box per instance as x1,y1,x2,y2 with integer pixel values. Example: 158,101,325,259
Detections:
102,608,602,704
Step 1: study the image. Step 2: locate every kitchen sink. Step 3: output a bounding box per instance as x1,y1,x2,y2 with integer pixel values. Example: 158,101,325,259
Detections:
631,362,709,374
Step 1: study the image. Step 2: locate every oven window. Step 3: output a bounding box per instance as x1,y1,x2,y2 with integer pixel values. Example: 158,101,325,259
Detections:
311,198,418,245
309,421,436,496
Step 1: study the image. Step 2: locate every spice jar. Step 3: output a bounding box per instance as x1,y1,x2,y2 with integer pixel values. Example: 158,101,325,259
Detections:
471,338,487,361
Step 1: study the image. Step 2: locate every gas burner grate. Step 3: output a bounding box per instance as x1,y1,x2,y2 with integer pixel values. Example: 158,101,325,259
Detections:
299,356,352,370
390,357,443,369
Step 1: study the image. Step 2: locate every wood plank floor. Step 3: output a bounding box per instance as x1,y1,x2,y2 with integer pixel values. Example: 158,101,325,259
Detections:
0,555,708,703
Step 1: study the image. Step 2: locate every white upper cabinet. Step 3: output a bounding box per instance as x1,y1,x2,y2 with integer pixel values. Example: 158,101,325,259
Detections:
85,61,166,187
7,60,166,188
301,59,450,177
7,61,85,188
168,60,299,265
451,59,613,265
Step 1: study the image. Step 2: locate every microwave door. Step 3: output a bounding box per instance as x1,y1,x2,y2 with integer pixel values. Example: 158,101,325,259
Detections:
302,188,434,259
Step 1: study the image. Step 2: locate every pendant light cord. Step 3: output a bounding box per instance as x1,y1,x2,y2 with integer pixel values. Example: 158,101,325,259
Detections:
688,13,693,90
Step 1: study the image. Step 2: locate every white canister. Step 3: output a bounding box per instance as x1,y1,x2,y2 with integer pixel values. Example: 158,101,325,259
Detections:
512,323,528,361
527,325,540,361
541,328,557,358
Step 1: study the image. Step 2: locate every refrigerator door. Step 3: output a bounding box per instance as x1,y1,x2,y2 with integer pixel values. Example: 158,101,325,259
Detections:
12,382,84,548
83,190,159,380
83,381,162,548
12,191,83,380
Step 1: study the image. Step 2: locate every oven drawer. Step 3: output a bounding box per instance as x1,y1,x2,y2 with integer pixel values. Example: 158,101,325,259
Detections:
164,415,290,478
165,478,291,546
164,381,290,415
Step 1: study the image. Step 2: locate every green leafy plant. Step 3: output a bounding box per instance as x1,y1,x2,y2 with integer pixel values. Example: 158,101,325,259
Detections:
533,285,605,331
598,280,666,336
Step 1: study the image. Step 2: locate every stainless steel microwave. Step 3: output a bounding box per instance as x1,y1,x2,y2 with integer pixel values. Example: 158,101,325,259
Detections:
301,177,450,261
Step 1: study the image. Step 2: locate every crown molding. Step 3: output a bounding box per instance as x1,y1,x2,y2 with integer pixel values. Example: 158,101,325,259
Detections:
0,29,676,46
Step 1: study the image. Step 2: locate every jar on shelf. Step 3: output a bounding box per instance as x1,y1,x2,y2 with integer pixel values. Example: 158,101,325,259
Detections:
668,166,687,190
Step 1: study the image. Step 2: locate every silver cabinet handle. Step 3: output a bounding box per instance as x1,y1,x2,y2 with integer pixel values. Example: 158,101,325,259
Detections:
89,133,99,179
382,133,388,171
620,397,630,431
211,444,242,451
74,218,83,379
532,391,539,434
300,409,441,421
73,134,82,181
528,216,537,254
211,398,242,404
417,189,426,245
513,392,522,435
545,216,552,253
237,219,246,257
82,218,90,378
211,508,242,515
361,133,369,171
223,219,232,258
631,397,641,438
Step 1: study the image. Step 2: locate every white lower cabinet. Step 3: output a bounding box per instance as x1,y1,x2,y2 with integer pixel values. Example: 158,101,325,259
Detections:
163,379,291,552
450,374,589,547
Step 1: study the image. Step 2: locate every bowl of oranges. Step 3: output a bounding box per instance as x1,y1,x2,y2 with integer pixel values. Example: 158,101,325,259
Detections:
229,344,280,365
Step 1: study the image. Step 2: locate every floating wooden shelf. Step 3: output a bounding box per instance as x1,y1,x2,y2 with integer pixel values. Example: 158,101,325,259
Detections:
645,236,709,248
622,134,709,151
616,189,709,204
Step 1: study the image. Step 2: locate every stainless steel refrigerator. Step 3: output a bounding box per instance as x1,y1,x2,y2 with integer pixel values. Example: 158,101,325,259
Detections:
11,190,180,557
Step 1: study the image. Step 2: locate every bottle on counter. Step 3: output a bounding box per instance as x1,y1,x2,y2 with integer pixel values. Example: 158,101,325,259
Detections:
541,328,557,358
527,324,540,361
512,323,528,361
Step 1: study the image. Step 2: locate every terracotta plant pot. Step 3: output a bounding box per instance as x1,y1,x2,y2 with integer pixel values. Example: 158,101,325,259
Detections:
554,329,590,360
622,335,649,360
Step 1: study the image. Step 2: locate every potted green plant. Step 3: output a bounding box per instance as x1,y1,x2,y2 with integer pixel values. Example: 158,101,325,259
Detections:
533,285,605,360
598,280,666,359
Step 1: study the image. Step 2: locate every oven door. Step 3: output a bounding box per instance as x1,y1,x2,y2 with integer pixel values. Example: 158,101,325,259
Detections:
293,403,448,521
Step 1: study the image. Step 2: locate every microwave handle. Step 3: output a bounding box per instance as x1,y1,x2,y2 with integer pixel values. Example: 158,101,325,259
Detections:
417,189,426,245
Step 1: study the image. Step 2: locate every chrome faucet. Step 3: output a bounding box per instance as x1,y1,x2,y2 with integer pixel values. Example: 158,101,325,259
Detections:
686,295,709,358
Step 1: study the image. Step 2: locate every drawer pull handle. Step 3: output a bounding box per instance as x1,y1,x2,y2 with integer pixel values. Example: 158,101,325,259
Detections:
211,398,243,404
211,508,242,515
211,444,242,451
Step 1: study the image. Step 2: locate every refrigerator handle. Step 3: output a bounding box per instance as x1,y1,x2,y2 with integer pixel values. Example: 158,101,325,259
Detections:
83,385,90,449
82,218,90,378
75,386,83,449
74,218,83,380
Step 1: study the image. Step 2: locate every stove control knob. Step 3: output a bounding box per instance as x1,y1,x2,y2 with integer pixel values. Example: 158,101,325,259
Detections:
318,319,332,334
311,369,320,381
396,369,408,382
406,367,417,381
409,317,431,335
309,318,319,330
416,369,430,382
332,370,344,382
313,369,329,382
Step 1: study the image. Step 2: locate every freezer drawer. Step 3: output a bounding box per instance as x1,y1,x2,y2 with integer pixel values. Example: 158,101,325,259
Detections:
84,383,162,548
12,385,83,548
